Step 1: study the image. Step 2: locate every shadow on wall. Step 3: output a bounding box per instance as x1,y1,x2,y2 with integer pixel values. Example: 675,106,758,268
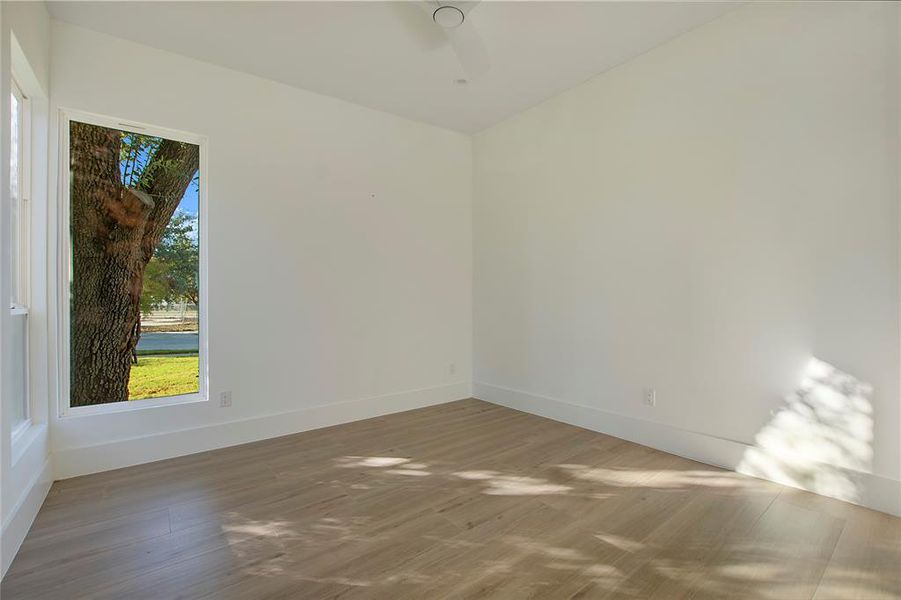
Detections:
738,357,873,504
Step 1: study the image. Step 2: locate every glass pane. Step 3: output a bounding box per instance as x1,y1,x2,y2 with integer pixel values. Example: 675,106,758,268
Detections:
9,91,20,305
9,313,28,428
69,121,200,406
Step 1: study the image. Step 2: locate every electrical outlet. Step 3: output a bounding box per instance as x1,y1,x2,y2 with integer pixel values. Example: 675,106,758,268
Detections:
449,363,456,376
643,388,656,407
219,391,232,408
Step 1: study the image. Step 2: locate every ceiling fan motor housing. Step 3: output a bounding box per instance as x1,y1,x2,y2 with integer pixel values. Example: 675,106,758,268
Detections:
434,5,465,28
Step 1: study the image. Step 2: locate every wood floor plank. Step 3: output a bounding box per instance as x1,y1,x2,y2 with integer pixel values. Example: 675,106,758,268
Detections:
3,399,899,599
812,504,901,600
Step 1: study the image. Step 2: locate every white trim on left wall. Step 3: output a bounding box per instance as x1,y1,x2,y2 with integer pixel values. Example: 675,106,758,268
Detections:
1,455,52,577
2,22,53,581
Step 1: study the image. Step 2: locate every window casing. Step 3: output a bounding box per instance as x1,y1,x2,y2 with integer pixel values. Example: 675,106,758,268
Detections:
58,110,208,416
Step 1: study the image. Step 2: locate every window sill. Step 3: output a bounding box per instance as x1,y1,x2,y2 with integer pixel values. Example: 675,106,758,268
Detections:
61,392,208,418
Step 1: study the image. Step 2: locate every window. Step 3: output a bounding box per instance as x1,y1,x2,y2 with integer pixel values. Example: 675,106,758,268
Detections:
62,113,206,411
8,77,30,437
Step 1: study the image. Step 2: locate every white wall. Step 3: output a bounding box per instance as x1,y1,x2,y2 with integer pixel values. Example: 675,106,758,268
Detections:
4,0,895,576
0,0,52,578
49,21,472,478
473,2,901,514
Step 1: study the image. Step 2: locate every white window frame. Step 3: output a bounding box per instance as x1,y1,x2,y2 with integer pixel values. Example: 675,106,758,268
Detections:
9,75,31,441
10,76,31,310
57,109,209,417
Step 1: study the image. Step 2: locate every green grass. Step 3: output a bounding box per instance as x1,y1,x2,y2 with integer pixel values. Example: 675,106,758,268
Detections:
129,356,199,400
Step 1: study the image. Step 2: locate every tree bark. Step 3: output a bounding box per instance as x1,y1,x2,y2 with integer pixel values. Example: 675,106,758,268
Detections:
69,122,198,406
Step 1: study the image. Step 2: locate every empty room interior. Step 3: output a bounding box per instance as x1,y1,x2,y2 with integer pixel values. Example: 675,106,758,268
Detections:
2,0,901,597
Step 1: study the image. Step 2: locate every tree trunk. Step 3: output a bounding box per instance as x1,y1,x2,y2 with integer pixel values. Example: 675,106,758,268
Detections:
69,122,198,406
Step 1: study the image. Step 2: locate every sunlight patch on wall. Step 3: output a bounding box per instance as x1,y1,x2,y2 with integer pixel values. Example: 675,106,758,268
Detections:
737,358,873,503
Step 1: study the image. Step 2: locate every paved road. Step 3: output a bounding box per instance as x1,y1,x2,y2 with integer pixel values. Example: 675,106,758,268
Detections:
137,332,199,353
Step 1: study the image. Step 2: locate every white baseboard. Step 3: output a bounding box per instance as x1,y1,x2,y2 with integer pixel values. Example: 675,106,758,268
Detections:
474,382,901,518
1,457,53,578
55,382,472,480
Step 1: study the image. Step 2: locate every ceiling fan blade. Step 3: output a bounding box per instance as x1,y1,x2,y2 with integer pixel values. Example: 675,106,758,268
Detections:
392,1,447,51
451,1,481,18
423,0,481,18
403,0,490,79
447,19,490,79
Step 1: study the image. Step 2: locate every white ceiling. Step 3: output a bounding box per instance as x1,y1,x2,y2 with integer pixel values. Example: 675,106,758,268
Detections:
47,1,737,133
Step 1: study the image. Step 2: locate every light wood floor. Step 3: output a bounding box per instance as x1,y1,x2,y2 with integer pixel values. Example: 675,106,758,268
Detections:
4,399,901,599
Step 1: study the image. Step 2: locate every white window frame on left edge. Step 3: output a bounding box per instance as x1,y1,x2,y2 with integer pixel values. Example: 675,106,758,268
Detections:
9,76,32,442
57,109,210,417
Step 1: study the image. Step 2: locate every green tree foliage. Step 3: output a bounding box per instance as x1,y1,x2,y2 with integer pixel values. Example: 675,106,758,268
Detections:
121,131,200,314
120,132,161,187
140,211,199,314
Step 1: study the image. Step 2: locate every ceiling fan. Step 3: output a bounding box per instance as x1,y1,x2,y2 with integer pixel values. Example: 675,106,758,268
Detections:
417,1,490,80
